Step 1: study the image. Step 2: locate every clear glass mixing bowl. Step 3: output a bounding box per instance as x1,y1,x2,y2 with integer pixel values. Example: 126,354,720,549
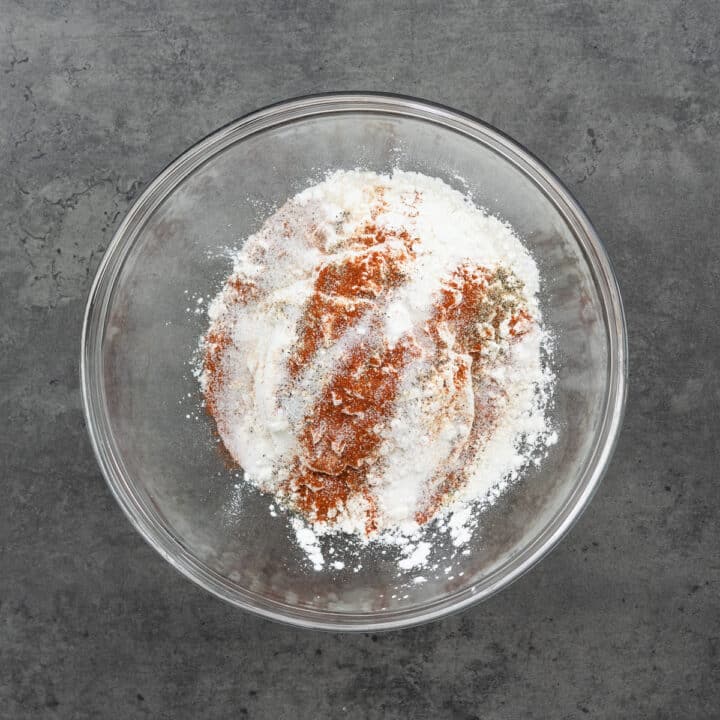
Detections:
81,94,627,631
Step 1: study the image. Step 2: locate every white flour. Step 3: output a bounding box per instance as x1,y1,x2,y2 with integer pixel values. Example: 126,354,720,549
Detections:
198,170,556,572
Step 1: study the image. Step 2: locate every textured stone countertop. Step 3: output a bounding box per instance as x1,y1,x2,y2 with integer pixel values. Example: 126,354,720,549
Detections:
2,2,718,718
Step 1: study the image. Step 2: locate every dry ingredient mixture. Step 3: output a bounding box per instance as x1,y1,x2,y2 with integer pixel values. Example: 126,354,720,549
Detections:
197,170,556,571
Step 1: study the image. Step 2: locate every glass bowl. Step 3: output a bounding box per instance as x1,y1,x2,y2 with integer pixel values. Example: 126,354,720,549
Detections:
81,93,627,631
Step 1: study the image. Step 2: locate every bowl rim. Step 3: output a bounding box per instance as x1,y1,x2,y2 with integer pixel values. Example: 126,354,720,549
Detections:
81,92,628,631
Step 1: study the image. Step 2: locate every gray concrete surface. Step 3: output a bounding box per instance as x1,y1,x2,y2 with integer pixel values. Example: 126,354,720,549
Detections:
1,1,719,718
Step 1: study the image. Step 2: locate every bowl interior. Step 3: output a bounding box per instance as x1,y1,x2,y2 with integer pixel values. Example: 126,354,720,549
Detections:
86,99,623,629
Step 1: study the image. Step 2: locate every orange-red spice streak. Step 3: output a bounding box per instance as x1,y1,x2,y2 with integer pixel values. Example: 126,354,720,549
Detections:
202,329,233,425
416,264,532,523
287,223,415,378
286,335,421,533
202,278,258,433
284,219,419,532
